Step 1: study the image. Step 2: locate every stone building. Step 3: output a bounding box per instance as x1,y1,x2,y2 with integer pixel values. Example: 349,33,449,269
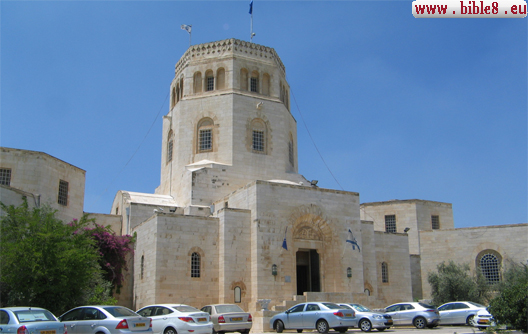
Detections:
2,38,526,332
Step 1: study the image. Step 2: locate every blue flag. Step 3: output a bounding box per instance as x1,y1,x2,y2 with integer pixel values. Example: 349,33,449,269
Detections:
249,0,253,14
282,226,288,250
346,229,361,252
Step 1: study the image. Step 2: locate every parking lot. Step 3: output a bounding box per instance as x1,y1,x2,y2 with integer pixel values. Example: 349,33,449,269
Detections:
256,326,523,334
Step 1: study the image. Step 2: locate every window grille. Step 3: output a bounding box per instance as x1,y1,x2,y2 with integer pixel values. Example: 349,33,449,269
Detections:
191,252,201,278
167,139,173,163
250,77,258,92
385,215,396,233
140,255,144,280
206,76,214,91
381,262,389,283
199,129,212,152
58,180,69,206
480,253,500,284
289,141,294,166
252,130,264,152
0,168,11,186
431,215,440,229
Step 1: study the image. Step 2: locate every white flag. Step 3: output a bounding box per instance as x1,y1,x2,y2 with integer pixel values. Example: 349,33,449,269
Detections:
181,24,192,33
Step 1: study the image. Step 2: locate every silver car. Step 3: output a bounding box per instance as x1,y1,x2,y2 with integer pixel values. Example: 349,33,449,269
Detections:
0,307,67,334
136,304,213,334
339,304,392,332
384,302,440,329
200,304,251,334
59,305,152,334
269,302,357,334
437,301,486,326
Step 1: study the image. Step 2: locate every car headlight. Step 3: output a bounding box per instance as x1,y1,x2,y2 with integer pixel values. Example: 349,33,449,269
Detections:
373,315,383,320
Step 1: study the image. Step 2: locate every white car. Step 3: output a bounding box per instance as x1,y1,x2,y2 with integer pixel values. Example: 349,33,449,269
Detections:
137,304,213,334
473,309,496,330
437,301,486,325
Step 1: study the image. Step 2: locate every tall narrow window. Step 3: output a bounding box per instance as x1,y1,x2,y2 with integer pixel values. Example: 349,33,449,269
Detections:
240,69,248,91
431,215,440,229
216,68,225,90
385,215,396,233
234,286,241,303
58,180,69,206
262,73,270,96
171,87,176,108
288,136,294,166
250,71,259,93
205,70,214,91
253,131,264,152
479,252,501,284
381,262,389,283
197,118,214,152
250,119,266,154
167,130,174,163
191,252,201,278
194,72,202,94
0,168,11,186
140,255,144,280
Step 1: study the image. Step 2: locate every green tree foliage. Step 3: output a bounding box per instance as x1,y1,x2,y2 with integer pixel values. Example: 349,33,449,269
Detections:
488,261,528,332
428,261,490,306
0,200,113,315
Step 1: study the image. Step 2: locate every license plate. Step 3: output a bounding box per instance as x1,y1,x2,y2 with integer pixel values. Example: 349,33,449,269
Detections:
41,331,56,334
198,318,207,322
345,314,352,317
387,321,393,325
135,323,146,327
479,319,490,324
231,317,242,321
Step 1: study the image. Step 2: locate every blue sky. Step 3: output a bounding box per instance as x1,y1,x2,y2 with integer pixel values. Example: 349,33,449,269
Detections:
1,1,526,228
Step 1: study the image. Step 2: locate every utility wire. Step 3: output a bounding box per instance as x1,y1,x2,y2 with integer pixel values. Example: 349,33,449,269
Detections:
289,86,345,191
89,91,170,210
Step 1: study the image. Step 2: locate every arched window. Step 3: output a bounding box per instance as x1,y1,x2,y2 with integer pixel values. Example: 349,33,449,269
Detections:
171,86,176,108
250,71,259,93
478,251,501,284
217,68,225,90
240,69,248,91
205,70,214,91
364,289,370,296
262,73,270,96
191,252,201,278
140,255,144,280
167,130,174,163
251,119,266,154
179,77,184,99
194,72,202,94
234,286,241,303
381,262,389,283
197,118,214,153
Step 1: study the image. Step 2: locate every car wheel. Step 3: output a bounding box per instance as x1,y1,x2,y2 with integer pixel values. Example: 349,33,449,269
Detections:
297,330,303,333
413,317,426,329
316,320,329,334
377,328,386,332
467,315,476,326
359,319,372,332
276,320,284,333
164,328,177,334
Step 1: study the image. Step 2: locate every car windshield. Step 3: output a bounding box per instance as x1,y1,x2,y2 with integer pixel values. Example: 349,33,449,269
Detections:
321,303,341,310
15,310,56,323
102,307,138,318
352,304,371,312
468,302,485,308
215,305,244,313
173,306,200,313
418,303,435,309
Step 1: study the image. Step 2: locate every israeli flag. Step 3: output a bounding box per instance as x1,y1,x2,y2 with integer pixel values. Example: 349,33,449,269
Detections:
346,229,361,252
282,226,288,250
181,24,192,33
249,1,253,14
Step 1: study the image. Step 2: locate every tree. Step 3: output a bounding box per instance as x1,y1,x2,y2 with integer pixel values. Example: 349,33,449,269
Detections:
81,223,134,293
0,200,112,315
487,261,528,332
428,261,490,306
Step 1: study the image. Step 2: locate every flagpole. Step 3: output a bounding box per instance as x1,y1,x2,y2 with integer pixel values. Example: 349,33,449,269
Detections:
249,1,254,42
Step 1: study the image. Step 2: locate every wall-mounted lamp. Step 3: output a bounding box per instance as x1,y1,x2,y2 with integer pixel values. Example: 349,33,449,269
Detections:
310,180,318,187
403,227,411,233
272,264,278,276
347,267,352,278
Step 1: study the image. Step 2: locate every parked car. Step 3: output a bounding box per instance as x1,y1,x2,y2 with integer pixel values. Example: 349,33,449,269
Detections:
472,308,496,330
1,307,67,334
384,302,440,329
59,305,152,334
200,304,252,334
136,304,212,334
339,304,392,332
437,301,486,326
269,302,357,334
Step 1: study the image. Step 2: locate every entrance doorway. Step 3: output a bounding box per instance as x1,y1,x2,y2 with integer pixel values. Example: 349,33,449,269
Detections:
296,249,320,295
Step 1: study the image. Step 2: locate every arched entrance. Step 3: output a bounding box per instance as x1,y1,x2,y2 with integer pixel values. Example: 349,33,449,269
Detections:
296,249,320,295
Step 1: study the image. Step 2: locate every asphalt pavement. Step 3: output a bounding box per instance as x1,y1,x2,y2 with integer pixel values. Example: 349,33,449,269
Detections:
256,326,524,334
